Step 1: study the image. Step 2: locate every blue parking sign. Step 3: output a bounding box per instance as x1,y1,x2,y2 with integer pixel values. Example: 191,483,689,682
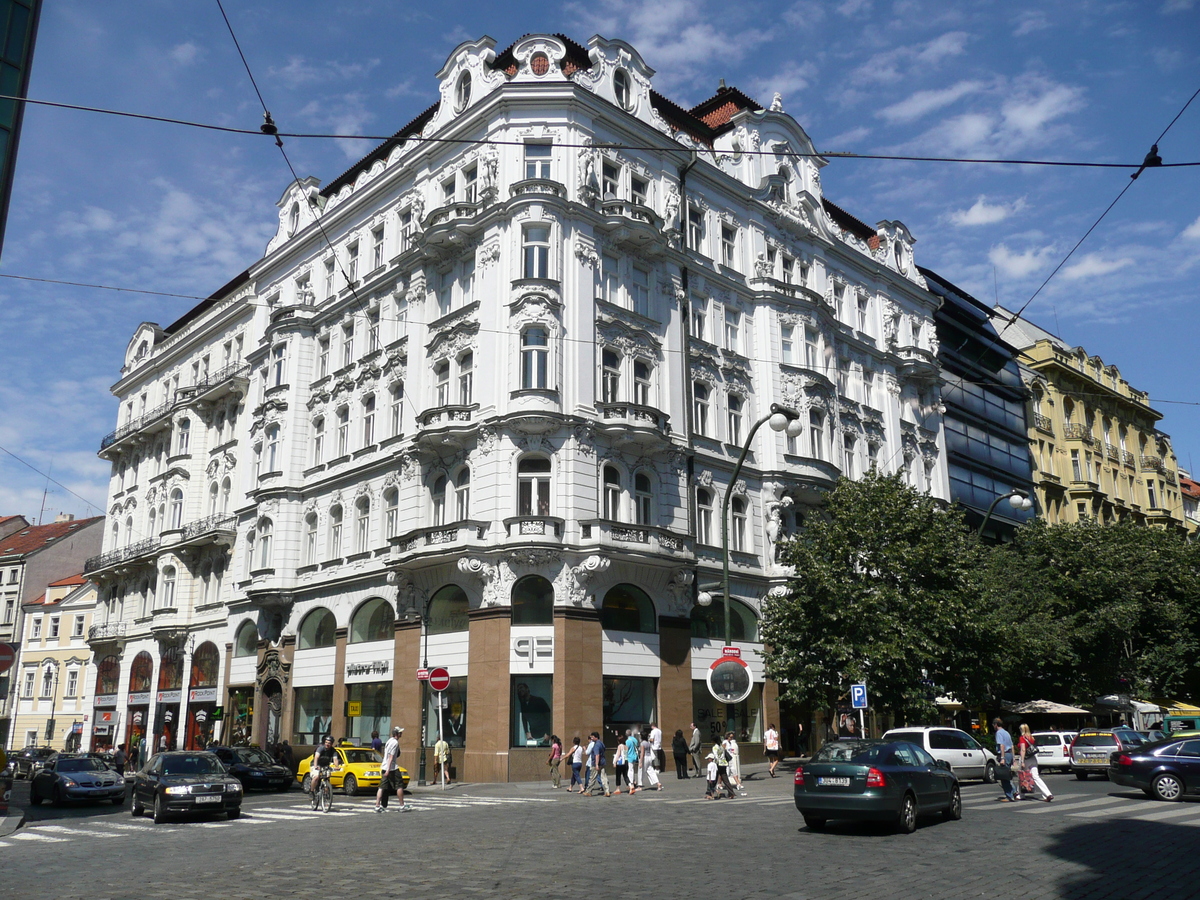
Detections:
851,684,868,709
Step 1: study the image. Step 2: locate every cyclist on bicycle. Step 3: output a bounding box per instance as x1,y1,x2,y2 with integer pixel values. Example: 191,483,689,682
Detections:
309,736,340,794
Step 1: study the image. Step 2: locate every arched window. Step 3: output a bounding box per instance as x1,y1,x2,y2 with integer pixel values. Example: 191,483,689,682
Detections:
129,651,154,693
304,513,318,565
265,425,280,472
602,350,621,403
158,646,183,691
601,583,656,633
603,466,622,521
634,472,653,525
455,468,471,521
355,497,370,553
454,70,472,112
731,496,748,552
383,488,399,537
432,475,447,526
176,419,191,456
96,655,121,695
124,516,133,546
208,482,219,515
511,574,554,625
190,642,220,688
350,597,394,643
288,202,300,235
221,477,231,514
256,518,273,569
428,585,469,634
693,383,710,436
697,488,714,545
328,505,343,558
234,621,258,658
613,67,632,109
690,597,758,641
521,326,549,389
298,607,336,650
160,565,177,610
148,506,157,537
518,457,551,516
41,664,55,698
169,489,184,530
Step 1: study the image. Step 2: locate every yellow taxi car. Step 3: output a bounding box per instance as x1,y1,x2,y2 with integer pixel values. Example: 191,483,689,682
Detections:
296,745,410,796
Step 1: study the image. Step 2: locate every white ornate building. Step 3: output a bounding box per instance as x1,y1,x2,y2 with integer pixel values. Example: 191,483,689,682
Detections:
84,34,946,779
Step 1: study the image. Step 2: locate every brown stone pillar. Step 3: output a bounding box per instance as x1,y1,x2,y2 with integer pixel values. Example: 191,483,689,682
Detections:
658,615,693,739
462,606,511,783
391,618,422,763
331,627,348,741
554,606,602,745
278,635,296,746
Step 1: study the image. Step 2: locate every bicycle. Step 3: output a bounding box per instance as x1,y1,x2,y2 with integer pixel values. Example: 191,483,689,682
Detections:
309,765,335,812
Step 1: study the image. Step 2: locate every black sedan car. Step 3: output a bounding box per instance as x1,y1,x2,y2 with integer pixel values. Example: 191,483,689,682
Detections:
9,746,57,779
131,751,243,823
1109,736,1200,801
29,754,125,806
794,739,962,833
209,746,293,791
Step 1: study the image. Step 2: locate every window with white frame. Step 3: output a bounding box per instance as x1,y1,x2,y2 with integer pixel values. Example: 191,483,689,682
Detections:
460,257,475,306
336,406,350,457
169,489,184,530
271,344,286,387
687,205,704,253
329,506,343,558
781,324,795,363
383,489,398,538
602,160,620,199
863,369,875,408
603,466,622,521
31,617,42,639
368,310,380,352
833,282,846,320
265,425,280,472
631,174,648,206
631,266,650,317
633,360,652,406
809,410,825,459
73,615,84,637
843,434,857,478
356,498,370,553
390,383,404,436
176,419,190,456
257,519,273,569
601,253,619,304
724,307,740,354
304,514,318,565
23,669,34,698
525,143,552,179
523,225,550,279
362,395,376,446
342,324,354,368
41,665,54,698
518,457,551,516
635,472,652,525
463,164,478,203
602,350,621,403
455,467,471,520
312,417,325,466
690,296,707,341
372,226,385,270
697,488,714,545
435,360,451,407
731,496,748,552
804,327,820,369
781,254,795,284
521,327,549,390
437,270,453,317
857,294,869,333
694,383,710,436
720,224,737,267
324,259,335,299
347,242,359,283
458,352,474,405
727,394,744,444
318,337,330,379
432,475,447,526
399,210,414,252
160,566,176,609
65,669,78,697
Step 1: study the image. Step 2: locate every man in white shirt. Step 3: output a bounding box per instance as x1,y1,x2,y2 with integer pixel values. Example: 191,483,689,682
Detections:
649,722,664,772
375,726,409,813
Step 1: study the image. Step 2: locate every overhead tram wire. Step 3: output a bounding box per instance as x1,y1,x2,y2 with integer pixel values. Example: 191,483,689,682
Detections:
0,444,105,515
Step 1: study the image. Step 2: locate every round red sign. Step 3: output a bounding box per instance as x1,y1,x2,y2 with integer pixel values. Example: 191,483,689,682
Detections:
0,642,15,676
428,666,451,692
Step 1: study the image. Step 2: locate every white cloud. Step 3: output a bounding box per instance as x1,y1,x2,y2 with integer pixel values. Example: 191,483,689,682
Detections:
989,243,1056,278
783,1,827,27
749,61,818,103
1060,253,1135,280
850,31,969,86
1180,216,1200,241
1000,78,1085,138
877,80,985,123
837,0,872,16
267,56,380,89
1161,0,1194,12
1013,11,1049,35
170,42,200,65
824,125,871,147
949,196,1027,226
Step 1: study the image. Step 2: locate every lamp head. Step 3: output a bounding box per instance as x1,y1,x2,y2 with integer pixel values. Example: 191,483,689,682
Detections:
768,412,789,433
696,591,713,607
785,418,804,438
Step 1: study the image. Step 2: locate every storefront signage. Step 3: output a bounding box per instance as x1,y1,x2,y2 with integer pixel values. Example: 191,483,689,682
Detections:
721,646,741,658
93,724,112,736
346,701,362,717
188,688,218,703
93,694,119,707
96,711,116,724
513,636,553,667
211,706,224,720
346,660,390,677
157,690,182,703
128,692,151,705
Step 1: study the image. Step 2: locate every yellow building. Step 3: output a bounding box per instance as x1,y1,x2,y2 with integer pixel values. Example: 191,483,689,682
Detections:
994,308,1185,530
10,575,97,751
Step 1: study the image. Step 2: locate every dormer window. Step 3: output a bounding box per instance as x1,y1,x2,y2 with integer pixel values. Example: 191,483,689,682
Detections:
454,71,472,113
613,68,632,110
288,202,300,235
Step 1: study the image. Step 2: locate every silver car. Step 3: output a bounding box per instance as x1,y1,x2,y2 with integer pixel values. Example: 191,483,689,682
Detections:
883,727,999,783
29,754,125,806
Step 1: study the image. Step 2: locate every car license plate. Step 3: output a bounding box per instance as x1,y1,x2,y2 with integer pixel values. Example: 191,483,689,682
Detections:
818,777,850,786
195,794,221,804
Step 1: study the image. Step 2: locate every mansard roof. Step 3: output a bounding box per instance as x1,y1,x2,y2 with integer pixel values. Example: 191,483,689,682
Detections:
688,86,763,132
821,198,876,242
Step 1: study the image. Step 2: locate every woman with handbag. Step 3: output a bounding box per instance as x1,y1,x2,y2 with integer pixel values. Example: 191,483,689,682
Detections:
1017,724,1053,802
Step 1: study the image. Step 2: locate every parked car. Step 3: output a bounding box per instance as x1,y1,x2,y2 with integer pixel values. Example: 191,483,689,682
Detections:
131,751,242,823
794,739,962,833
1031,732,1078,772
1109,736,1200,801
29,754,125,806
882,727,998,783
296,745,407,796
209,746,293,792
8,746,57,779
1070,729,1137,779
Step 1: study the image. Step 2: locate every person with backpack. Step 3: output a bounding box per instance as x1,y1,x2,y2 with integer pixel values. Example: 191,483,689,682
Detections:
1017,723,1053,802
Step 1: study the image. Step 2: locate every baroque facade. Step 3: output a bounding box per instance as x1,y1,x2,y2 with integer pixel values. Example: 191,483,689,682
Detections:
84,34,946,780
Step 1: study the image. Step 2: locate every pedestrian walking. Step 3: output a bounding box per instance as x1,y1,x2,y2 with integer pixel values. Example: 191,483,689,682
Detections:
688,722,703,775
548,734,563,789
723,732,745,792
672,729,689,779
370,730,383,753
569,736,585,792
641,729,661,791
796,721,805,754
112,743,127,775
992,718,1018,802
581,734,596,794
612,733,629,793
1017,724,1053,801
375,726,409,812
434,736,451,785
588,731,611,796
711,742,736,798
765,724,781,778
704,752,719,799
625,728,641,794
649,722,664,773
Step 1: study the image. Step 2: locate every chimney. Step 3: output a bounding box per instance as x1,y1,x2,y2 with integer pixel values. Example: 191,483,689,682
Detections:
55,513,75,523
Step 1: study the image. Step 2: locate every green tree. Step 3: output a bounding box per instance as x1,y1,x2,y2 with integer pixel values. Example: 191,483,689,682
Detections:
761,471,981,724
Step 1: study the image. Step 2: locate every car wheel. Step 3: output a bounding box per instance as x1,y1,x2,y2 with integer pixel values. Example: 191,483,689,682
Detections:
28,788,42,806
1075,771,1088,780
301,773,312,793
52,786,63,806
897,793,918,834
944,786,962,821
153,793,167,824
227,807,241,820
983,761,996,784
802,816,826,831
1152,773,1184,802
343,774,358,797
131,794,144,817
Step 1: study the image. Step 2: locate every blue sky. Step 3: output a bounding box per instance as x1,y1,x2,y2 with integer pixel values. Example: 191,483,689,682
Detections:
0,0,1197,521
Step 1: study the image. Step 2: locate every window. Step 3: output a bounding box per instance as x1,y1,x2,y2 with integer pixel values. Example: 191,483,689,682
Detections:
160,566,176,609
271,344,286,387
521,327,549,390
298,608,336,650
399,210,414,252
843,435,857,478
863,369,875,408
304,514,318,565
724,307,740,354
511,574,554,625
694,383,710,436
463,165,478,203
721,224,736,267
169,489,184,530
518,457,551,516
328,506,343,558
350,597,393,643
697,488,714,545
525,143,551,180
1148,480,1159,509
690,296,707,341
833,283,846,319
1071,450,1084,482
455,468,471,521
41,666,54,698
781,325,795,363
602,350,621,403
368,310,380,352
384,489,399,537
632,472,654,525
390,383,404,436
809,410,825,459
23,670,34,697
601,253,619,304
176,419,190,456
458,353,474,405
603,466,622,521
432,475,447,526
857,294,869,333
235,621,258,657
347,243,360,283
523,225,550,279
442,177,455,203
435,360,451,407
781,254,795,284
687,205,704,252
731,496,747,552
454,71,472,111
311,417,325,465
613,67,632,110
631,176,648,206
3,598,13,624
336,406,350,457
727,394,743,444
805,327,820,369
31,617,42,639
511,674,554,747
633,360,651,406
221,477,231,514
257,519,273,569
65,669,78,697
460,257,475,306
264,425,280,472
324,259,335,299
342,325,354,368
362,395,376,446
371,227,385,270
601,584,656,633
428,584,469,635
602,161,620,199
73,615,84,638
356,498,370,553
318,337,330,379
631,266,650,317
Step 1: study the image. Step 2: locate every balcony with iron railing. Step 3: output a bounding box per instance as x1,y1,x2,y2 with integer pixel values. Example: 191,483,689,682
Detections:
1123,450,1136,468
84,537,161,575
1063,423,1093,443
1033,413,1054,434
1141,456,1166,474
1105,442,1120,460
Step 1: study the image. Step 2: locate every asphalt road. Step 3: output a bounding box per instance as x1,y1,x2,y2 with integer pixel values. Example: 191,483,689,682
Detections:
3,764,1198,899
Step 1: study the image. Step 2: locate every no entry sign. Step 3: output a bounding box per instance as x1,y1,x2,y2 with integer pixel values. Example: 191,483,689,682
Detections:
0,642,15,675
428,667,451,692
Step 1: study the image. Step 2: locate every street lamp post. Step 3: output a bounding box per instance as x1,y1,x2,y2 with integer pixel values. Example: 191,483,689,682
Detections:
977,489,1034,538
417,599,432,787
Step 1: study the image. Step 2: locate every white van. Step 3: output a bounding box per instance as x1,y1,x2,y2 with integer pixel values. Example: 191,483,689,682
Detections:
882,727,999,782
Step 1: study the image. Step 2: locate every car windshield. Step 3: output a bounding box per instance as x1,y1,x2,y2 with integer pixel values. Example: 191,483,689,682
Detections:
57,759,108,773
341,749,382,764
1033,734,1061,745
1075,734,1117,747
235,748,275,766
161,755,225,776
812,741,886,764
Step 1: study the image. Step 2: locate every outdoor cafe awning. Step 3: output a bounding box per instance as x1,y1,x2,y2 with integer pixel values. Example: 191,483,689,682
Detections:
1003,699,1091,715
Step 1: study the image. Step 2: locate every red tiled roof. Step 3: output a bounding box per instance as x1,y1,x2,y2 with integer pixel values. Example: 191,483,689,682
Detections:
0,515,26,525
27,592,46,606
0,516,104,559
1181,476,1200,500
48,573,88,587
689,87,763,131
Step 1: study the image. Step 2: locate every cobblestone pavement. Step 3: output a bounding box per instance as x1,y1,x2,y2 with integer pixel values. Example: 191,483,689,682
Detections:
4,765,1198,899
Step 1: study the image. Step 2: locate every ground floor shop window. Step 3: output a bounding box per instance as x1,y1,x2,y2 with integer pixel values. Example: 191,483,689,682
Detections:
346,681,392,746
424,676,466,748
126,707,149,761
293,685,334,744
603,676,656,743
227,687,254,746
692,681,763,743
511,675,552,747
